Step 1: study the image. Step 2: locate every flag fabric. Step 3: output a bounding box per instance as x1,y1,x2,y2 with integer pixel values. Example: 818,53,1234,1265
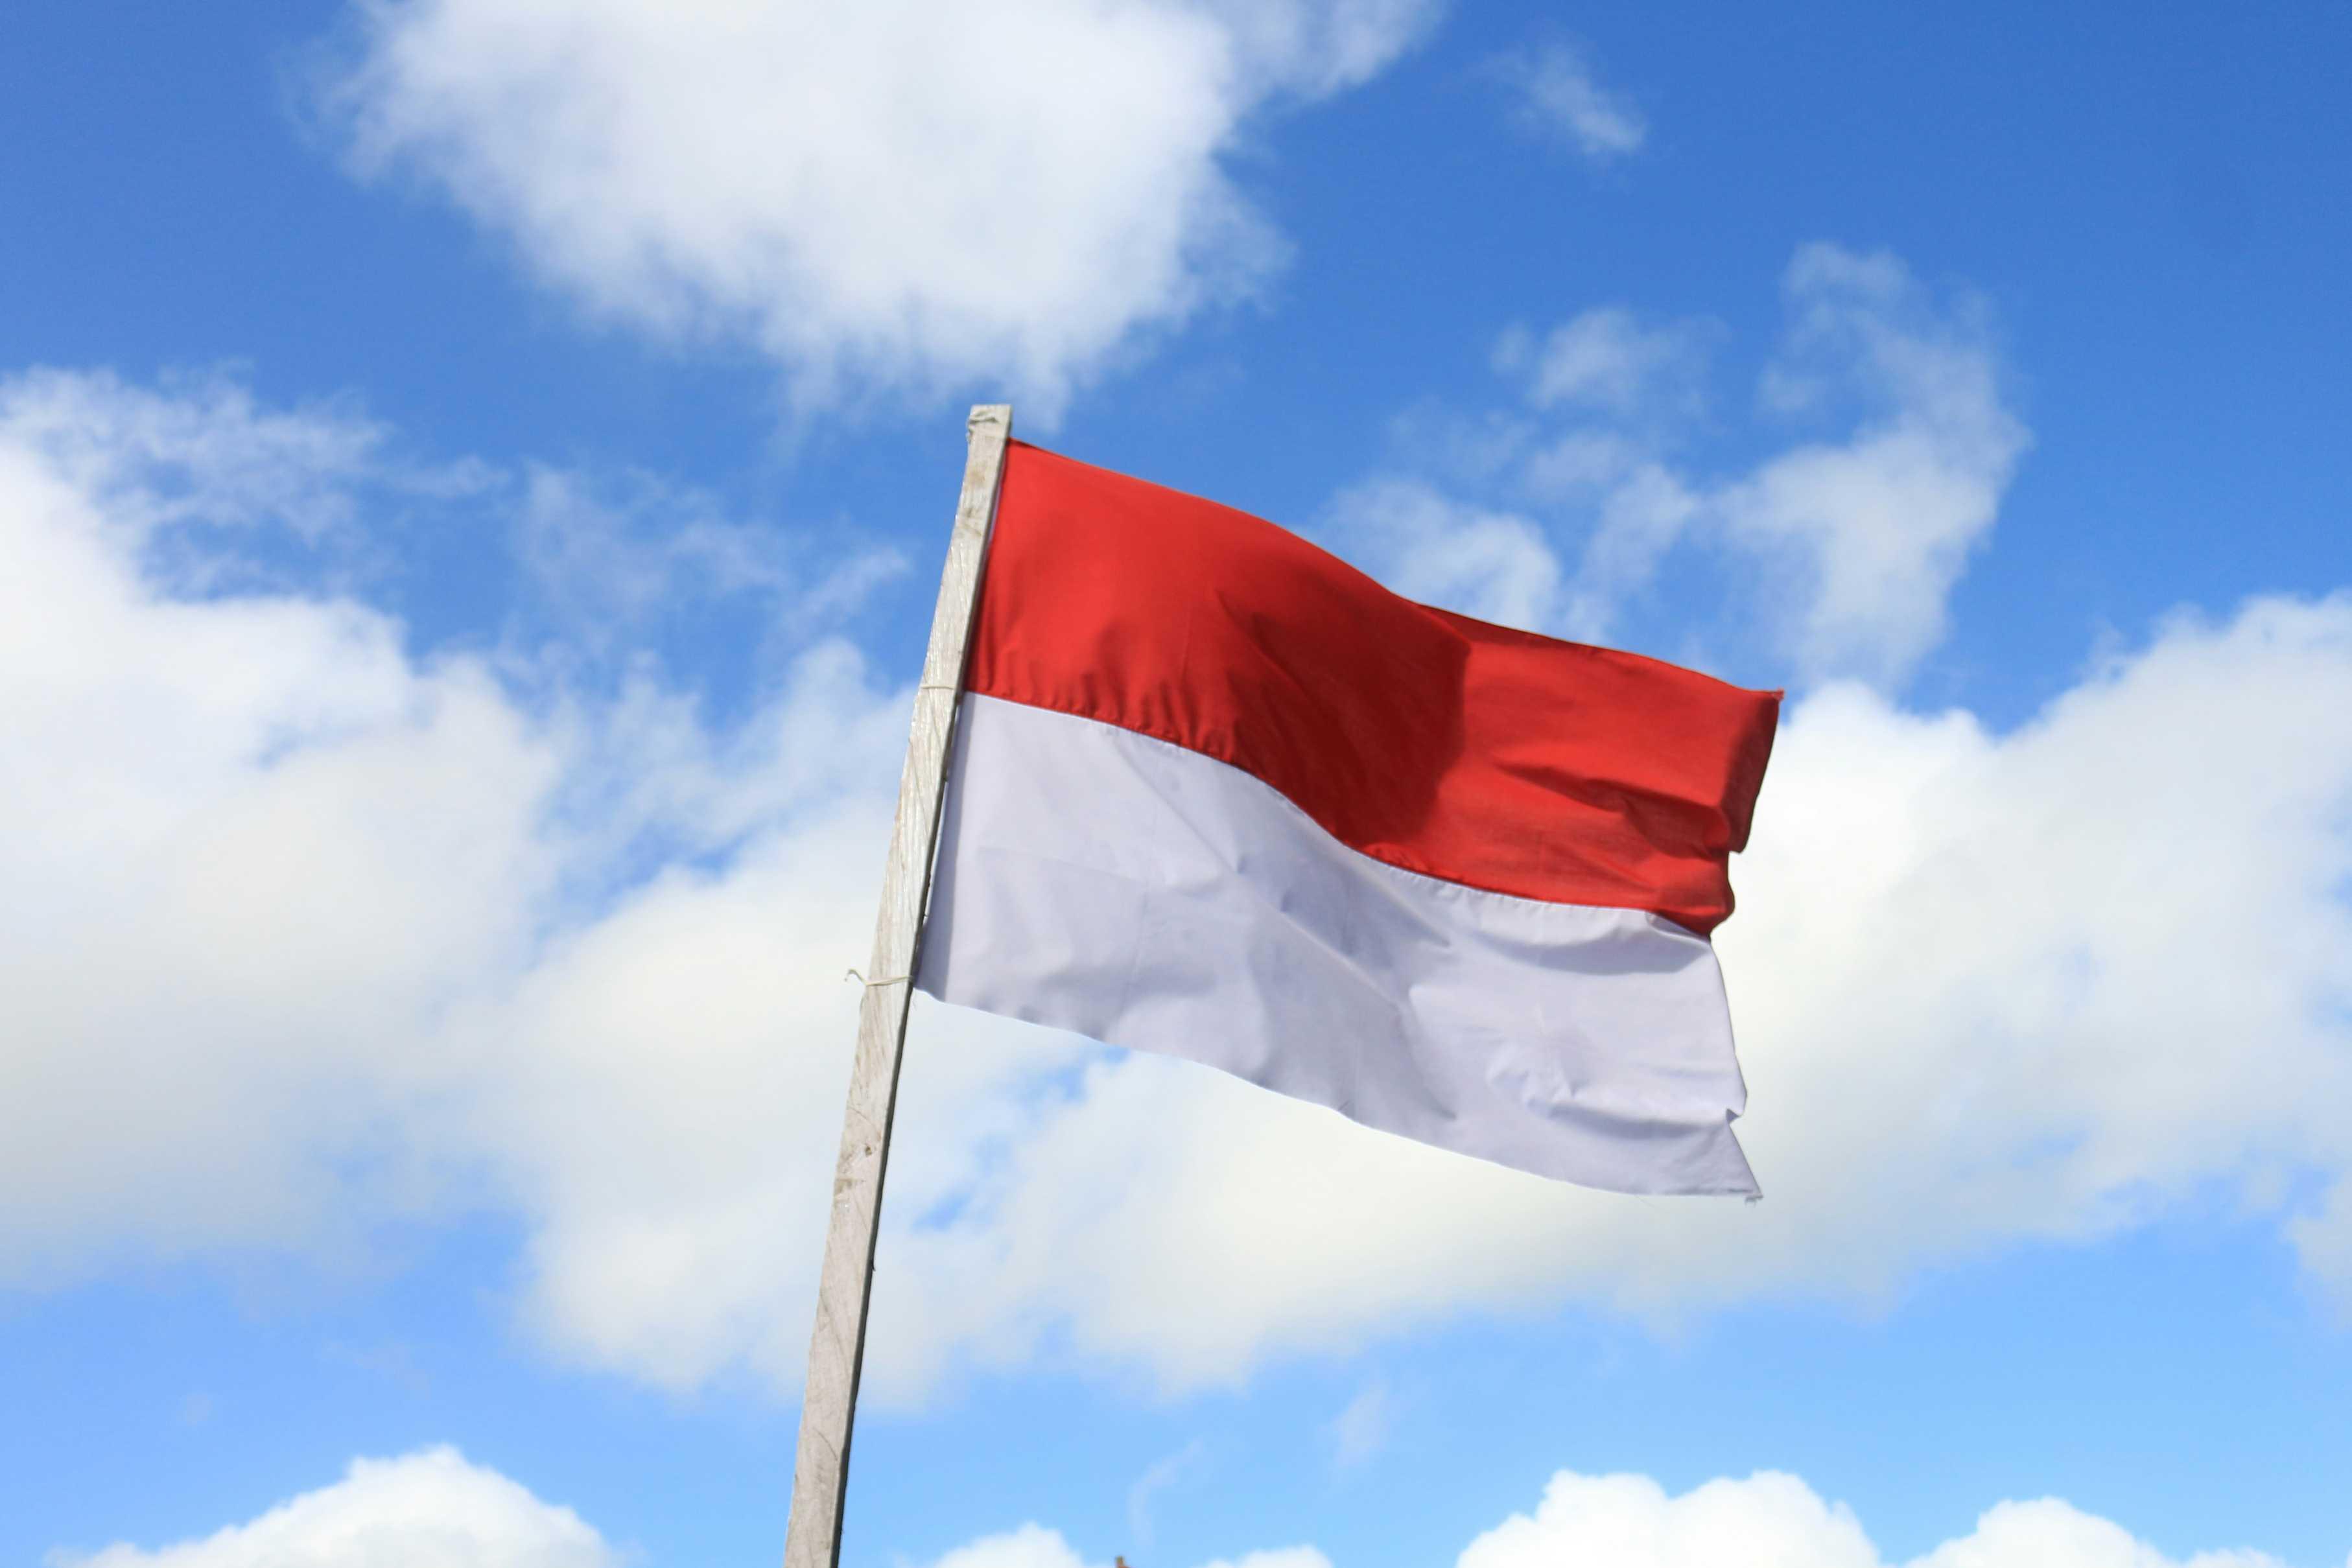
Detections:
915,442,1782,1197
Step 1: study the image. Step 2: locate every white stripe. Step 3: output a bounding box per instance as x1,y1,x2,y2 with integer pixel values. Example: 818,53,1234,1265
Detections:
917,694,1757,1197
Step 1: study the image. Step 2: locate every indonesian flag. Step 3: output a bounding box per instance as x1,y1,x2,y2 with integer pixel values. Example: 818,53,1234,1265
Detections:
916,443,1781,1197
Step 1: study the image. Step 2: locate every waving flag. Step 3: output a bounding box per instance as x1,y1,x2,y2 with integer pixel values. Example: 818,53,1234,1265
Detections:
915,441,1780,1196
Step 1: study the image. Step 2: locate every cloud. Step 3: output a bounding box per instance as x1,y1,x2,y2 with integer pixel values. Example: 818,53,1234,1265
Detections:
53,1453,2313,1568
1127,1440,1208,1546
867,591,2352,1390
1325,1377,1393,1470
1457,1469,2306,1568
922,1525,1095,1568
18,369,394,526
0,365,1053,1398
316,0,1441,416
1494,41,1647,162
1345,244,2027,678
49,1447,616,1568
1321,477,1559,629
914,1528,1331,1568
1719,244,2029,683
0,374,566,1279
510,463,906,656
1494,307,1711,419
0,368,496,622
5,363,2348,1407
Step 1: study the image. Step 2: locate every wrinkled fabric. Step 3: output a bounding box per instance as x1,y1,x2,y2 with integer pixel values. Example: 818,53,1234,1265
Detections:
919,697,1757,1197
968,441,1782,934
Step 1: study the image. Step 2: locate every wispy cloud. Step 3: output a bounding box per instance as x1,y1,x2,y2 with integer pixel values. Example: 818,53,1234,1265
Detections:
1494,41,1647,163
1127,1439,1207,1547
1326,1377,1394,1470
512,463,904,653
1494,307,1715,419
1352,244,2027,681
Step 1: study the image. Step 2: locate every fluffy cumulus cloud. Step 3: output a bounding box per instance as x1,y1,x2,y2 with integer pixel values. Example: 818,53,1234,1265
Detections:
0,369,558,1278
318,0,1439,415
0,364,1057,1394
5,334,2351,1405
865,588,2352,1388
62,1456,2314,1568
52,1448,616,1568
1457,1470,2310,1568
924,1525,1096,1568
910,1528,1331,1568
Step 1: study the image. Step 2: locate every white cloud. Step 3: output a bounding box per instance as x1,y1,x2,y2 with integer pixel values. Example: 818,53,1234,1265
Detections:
1325,1376,1393,1470
1495,41,1647,162
866,592,2352,1390
51,1447,616,1568
922,1525,1093,1568
1128,1440,1207,1546
0,376,564,1279
1719,244,2029,683
913,1527,1330,1568
1322,477,1559,630
0,366,1055,1396
318,0,1441,416
2288,1178,2352,1307
0,367,443,543
1351,244,2026,677
1496,307,1711,419
54,1454,2316,1568
513,464,889,629
1457,1469,2308,1568
5,363,2349,1408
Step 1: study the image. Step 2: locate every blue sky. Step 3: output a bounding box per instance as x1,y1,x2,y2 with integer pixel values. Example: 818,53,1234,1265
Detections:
4,4,2349,1567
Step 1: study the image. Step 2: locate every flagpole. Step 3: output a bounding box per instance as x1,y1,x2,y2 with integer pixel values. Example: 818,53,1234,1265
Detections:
782,403,1013,1568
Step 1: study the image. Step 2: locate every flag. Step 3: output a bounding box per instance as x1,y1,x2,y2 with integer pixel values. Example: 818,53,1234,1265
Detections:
915,441,1781,1196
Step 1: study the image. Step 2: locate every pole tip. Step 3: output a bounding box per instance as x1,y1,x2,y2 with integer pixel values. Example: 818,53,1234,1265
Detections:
967,403,1012,434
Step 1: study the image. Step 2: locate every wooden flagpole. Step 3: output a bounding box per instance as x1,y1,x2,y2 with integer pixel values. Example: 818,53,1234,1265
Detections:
782,403,1013,1568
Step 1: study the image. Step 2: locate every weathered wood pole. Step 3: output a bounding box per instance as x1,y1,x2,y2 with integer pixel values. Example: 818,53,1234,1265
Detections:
782,404,1012,1568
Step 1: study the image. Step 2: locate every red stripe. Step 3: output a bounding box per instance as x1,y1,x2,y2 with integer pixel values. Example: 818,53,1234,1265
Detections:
964,441,1780,935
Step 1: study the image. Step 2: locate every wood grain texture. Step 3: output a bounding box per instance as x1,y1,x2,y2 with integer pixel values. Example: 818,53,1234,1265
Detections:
782,404,1011,1568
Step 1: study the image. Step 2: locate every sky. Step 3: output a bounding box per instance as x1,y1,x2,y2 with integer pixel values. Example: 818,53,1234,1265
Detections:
4,2,2351,1565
